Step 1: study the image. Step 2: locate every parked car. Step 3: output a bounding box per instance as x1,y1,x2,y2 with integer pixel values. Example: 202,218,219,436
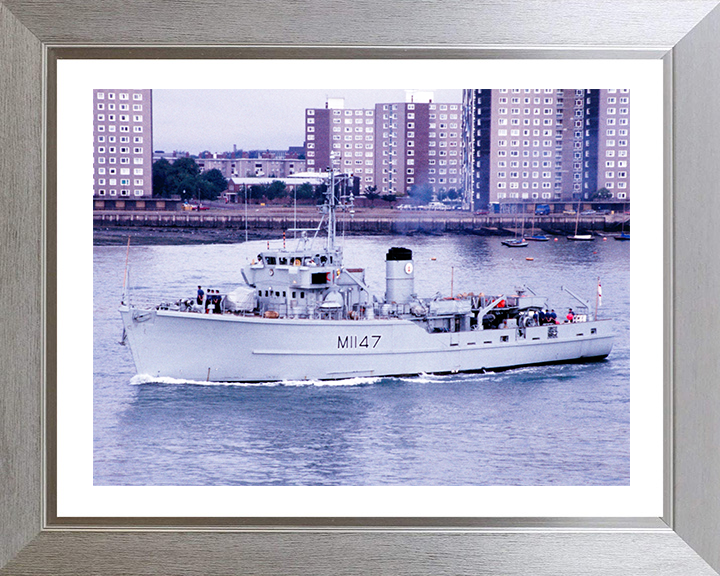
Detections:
581,209,597,215
475,209,490,215
184,203,210,211
428,202,448,211
535,204,551,215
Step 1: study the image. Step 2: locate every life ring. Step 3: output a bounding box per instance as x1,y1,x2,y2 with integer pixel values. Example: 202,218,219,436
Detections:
326,272,331,282
294,259,301,266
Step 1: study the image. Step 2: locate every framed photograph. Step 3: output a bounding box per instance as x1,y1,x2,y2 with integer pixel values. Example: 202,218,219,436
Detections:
62,61,661,520
2,1,720,574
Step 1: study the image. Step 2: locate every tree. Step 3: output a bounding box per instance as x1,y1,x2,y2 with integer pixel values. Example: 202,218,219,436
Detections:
295,182,314,201
151,158,229,201
172,157,200,178
381,193,397,207
314,183,328,203
195,179,215,201
200,169,228,200
445,188,459,201
249,184,268,203
152,158,173,197
407,183,434,205
178,177,197,201
364,185,380,207
266,180,287,201
592,187,613,200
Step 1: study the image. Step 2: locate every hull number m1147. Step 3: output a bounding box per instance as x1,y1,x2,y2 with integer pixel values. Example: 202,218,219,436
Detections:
338,335,382,349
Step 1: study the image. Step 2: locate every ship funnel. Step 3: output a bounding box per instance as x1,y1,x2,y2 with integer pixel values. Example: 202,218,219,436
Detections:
385,247,414,303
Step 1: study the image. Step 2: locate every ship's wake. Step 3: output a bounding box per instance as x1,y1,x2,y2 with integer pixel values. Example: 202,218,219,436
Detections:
129,367,557,388
129,373,383,388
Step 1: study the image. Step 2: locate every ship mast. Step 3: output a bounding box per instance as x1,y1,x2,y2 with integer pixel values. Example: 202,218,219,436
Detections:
327,165,336,251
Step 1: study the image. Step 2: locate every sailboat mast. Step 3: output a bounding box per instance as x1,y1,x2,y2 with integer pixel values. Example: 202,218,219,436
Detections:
574,199,581,236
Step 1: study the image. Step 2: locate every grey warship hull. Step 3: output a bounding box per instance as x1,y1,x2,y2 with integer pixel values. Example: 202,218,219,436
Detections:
119,307,613,382
119,170,614,383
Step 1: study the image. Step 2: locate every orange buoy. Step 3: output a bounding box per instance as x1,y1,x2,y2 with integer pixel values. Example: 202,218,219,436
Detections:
526,257,534,261
554,238,558,242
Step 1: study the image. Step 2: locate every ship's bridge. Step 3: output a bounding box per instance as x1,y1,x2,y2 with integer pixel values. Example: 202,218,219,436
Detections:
256,246,342,269
243,246,369,319
246,247,344,295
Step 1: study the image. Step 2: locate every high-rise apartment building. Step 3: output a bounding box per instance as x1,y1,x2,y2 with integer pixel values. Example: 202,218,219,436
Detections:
463,88,630,212
375,100,463,196
93,89,153,198
305,94,463,197
593,89,631,201
305,98,376,186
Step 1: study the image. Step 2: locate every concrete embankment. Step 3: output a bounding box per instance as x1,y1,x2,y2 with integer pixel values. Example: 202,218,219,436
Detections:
93,209,629,245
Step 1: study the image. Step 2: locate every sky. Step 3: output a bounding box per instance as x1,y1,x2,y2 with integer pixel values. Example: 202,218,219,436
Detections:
152,89,463,154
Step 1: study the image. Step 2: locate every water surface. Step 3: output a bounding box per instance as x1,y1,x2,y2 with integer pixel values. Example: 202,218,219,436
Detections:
94,234,629,486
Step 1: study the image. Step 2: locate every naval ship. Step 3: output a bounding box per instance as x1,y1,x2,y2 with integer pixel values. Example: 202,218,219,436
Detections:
119,173,614,382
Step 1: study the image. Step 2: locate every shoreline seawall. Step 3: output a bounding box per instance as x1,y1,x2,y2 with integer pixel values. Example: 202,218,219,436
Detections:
93,209,629,245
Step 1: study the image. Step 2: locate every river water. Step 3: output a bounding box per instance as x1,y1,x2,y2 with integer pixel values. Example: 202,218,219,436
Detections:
94,233,629,486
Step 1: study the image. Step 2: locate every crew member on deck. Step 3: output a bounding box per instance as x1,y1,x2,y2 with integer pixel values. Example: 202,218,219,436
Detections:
197,286,204,305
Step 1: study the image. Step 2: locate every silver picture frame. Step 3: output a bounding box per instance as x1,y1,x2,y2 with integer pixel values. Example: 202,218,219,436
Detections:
2,1,720,573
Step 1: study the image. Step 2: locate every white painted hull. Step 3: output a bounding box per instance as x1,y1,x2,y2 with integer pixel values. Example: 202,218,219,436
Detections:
120,306,614,382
